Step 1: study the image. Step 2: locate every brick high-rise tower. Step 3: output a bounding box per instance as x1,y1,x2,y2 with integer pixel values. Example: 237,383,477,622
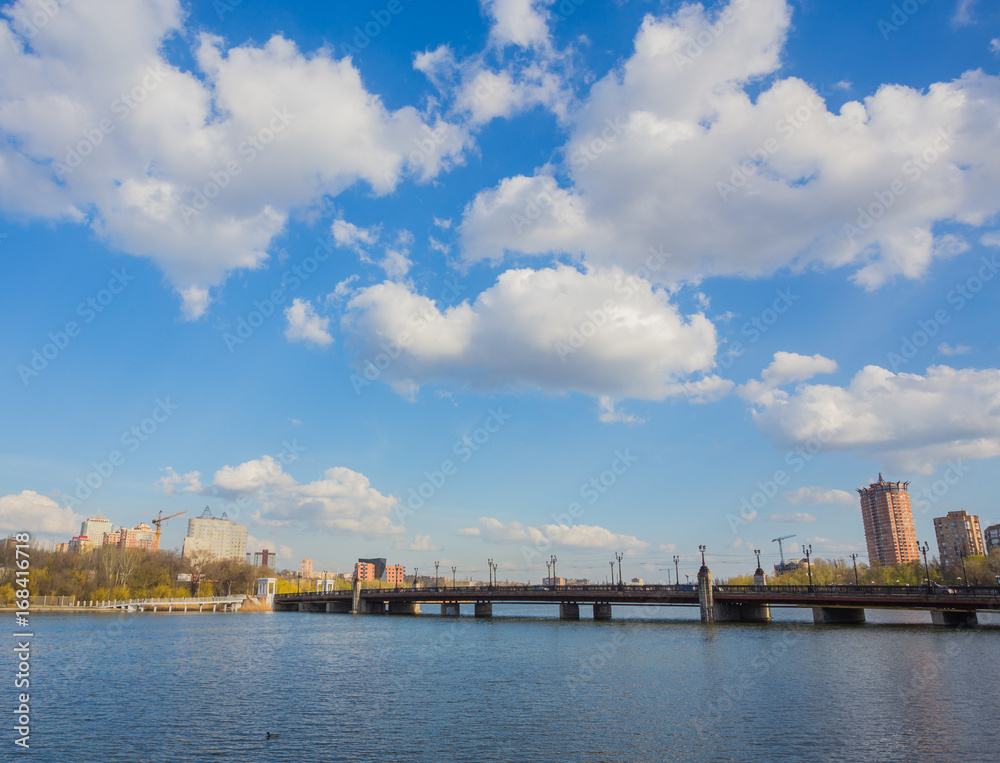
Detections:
857,474,918,566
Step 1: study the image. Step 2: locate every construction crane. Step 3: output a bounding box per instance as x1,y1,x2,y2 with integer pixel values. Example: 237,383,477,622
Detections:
151,510,187,552
772,534,797,568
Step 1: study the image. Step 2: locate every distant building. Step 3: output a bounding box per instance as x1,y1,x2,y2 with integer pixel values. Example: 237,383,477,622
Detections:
985,524,1000,554
181,506,248,561
117,522,156,550
354,562,376,581
300,558,314,578
542,577,567,586
386,565,405,587
630,577,645,586
358,557,387,580
858,474,918,566
934,510,986,571
248,549,277,569
80,513,113,547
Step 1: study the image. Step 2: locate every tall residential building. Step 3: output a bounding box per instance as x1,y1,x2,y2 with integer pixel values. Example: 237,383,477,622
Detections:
386,565,405,587
300,558,314,578
354,561,376,581
181,506,248,561
857,474,918,566
985,524,1000,554
80,512,113,547
933,510,986,571
117,522,156,550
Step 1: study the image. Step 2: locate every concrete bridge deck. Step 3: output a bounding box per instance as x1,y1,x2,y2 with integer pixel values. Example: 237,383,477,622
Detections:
274,583,1000,626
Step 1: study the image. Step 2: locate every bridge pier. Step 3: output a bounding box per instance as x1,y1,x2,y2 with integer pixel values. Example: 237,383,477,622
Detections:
812,607,866,624
474,602,492,618
559,603,580,620
351,580,361,614
388,602,420,615
326,601,351,613
593,603,612,620
441,602,461,616
365,600,386,615
698,564,714,623
931,610,978,627
713,602,771,623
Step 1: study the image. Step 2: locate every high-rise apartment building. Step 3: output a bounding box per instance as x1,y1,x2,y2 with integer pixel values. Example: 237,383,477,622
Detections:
80,512,113,547
354,561,376,581
117,522,156,550
933,510,985,571
857,474,918,566
386,565,405,587
984,524,1000,554
181,507,248,561
300,558,314,578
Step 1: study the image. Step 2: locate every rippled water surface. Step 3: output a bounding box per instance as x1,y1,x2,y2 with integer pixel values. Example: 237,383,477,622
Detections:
19,606,1000,762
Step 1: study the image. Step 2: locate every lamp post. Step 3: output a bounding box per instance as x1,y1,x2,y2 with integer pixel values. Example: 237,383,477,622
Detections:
960,551,969,590
699,544,706,566
615,552,624,588
413,567,418,590
452,566,457,590
754,548,762,570
609,561,614,586
297,571,301,593
434,560,440,590
673,555,680,588
487,558,493,588
919,542,931,593
802,544,813,590
850,553,860,587
550,555,557,587
546,561,551,587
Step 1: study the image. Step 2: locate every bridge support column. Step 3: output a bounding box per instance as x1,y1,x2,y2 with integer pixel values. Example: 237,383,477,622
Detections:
812,607,866,624
931,610,978,627
698,564,714,623
474,602,492,618
351,580,361,614
593,603,612,620
365,600,386,615
441,602,461,616
713,603,771,622
326,601,350,613
388,602,420,615
559,603,580,620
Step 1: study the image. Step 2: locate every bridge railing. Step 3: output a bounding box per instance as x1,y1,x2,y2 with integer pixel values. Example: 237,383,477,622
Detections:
716,584,1000,598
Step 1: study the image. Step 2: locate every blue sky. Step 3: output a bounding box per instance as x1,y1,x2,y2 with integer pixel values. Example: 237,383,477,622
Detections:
2,0,1000,584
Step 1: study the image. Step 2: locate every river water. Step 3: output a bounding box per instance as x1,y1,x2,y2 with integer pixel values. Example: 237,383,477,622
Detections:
14,605,1000,762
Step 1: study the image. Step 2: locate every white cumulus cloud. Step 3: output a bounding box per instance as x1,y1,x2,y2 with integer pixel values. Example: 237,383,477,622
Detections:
783,487,856,506
284,298,333,347
0,490,83,537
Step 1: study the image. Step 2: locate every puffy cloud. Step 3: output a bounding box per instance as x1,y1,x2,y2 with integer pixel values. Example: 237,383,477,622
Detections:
483,0,552,49
458,0,1000,289
768,512,817,523
783,487,856,506
465,516,648,551
455,526,481,536
408,533,440,551
738,352,838,406
155,467,204,496
937,342,972,356
0,0,466,316
284,298,333,347
0,490,83,537
159,456,404,539
597,397,644,425
991,38,1000,55
747,364,1000,473
342,264,718,400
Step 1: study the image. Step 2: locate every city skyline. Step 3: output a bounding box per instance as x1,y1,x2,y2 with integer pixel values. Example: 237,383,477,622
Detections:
3,0,1000,584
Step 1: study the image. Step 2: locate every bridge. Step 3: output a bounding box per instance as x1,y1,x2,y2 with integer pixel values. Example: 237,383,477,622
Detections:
30,594,249,613
274,579,1000,627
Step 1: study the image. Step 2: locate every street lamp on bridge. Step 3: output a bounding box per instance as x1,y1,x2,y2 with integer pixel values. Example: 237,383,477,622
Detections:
434,560,440,590
487,558,494,588
609,560,614,586
919,542,931,593
546,561,551,587
673,555,680,588
699,545,706,567
452,566,457,590
850,553,860,587
615,552,624,588
550,555,557,587
802,544,813,590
